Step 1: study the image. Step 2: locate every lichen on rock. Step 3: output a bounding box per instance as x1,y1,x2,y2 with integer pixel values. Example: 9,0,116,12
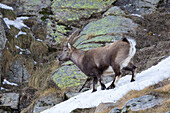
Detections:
52,0,117,23
53,65,87,89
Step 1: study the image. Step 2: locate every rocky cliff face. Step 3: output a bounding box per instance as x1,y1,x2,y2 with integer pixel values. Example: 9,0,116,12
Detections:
0,12,6,89
0,0,169,113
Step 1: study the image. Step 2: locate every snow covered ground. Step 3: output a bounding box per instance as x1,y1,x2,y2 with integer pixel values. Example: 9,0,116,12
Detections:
42,56,170,113
3,17,29,30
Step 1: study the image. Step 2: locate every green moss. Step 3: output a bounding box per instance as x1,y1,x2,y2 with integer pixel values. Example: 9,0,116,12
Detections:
52,0,116,22
39,7,53,21
56,24,69,34
53,65,87,89
103,6,126,16
47,20,72,43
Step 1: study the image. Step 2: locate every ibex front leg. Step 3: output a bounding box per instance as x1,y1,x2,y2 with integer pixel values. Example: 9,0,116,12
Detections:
96,75,106,90
79,77,92,92
92,77,98,93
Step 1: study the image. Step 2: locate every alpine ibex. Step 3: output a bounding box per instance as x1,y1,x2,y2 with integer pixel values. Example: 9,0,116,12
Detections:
58,30,137,92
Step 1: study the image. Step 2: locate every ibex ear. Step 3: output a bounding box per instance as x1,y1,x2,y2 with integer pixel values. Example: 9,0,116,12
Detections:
68,43,72,50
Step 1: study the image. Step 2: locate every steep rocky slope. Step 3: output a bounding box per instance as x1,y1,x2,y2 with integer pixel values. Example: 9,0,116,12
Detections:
0,0,169,113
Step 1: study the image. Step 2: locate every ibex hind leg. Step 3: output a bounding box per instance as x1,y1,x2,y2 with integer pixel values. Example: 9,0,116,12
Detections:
123,63,137,82
107,65,122,89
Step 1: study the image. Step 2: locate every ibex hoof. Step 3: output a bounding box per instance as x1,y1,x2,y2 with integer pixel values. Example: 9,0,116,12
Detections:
92,89,97,93
106,85,115,90
101,85,106,90
130,79,135,82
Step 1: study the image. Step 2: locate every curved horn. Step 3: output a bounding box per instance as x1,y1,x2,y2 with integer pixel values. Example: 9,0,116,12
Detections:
67,29,81,45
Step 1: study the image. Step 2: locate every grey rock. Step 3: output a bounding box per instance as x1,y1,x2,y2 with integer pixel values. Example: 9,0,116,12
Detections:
115,0,162,15
76,15,138,49
1,0,51,16
0,16,6,51
8,59,29,84
0,93,20,109
33,93,63,113
0,109,8,113
52,0,117,24
122,95,163,112
52,65,87,89
0,15,7,88
103,6,126,17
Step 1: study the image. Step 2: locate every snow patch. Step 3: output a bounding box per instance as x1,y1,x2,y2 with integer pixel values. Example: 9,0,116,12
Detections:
15,31,27,38
0,3,13,10
36,39,43,41
131,14,144,18
15,45,24,51
42,56,170,113
3,17,29,29
3,79,18,86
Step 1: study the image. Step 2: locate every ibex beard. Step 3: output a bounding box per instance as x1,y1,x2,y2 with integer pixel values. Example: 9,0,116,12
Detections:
58,30,137,93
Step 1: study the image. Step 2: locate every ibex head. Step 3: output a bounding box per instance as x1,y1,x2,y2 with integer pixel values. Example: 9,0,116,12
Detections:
58,29,82,64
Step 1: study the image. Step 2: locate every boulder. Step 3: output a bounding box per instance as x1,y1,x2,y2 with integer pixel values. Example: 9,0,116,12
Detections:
74,15,137,50
51,0,117,24
53,65,87,89
103,6,126,17
0,93,20,109
33,93,63,113
121,95,163,112
1,0,51,16
115,0,162,15
0,15,6,51
0,14,6,88
46,19,69,44
7,59,29,84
